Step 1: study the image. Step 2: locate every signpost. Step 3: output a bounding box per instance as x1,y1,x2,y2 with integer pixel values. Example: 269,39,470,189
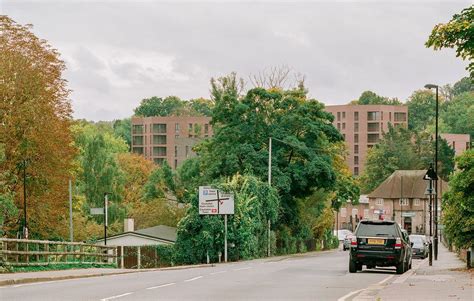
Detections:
423,165,438,266
199,186,235,262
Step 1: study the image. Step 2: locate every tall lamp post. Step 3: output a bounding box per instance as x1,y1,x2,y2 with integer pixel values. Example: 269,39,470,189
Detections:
424,83,439,261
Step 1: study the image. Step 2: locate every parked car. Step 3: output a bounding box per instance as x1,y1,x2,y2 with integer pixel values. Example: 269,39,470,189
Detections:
334,229,353,241
409,234,429,259
343,234,352,251
349,220,413,274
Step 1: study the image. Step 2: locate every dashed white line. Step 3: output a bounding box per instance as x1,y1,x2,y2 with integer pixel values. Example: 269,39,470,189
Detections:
100,292,133,301
146,282,176,290
184,276,203,282
233,267,253,271
210,270,227,275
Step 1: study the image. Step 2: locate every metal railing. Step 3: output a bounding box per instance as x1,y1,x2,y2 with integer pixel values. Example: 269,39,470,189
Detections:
0,238,117,267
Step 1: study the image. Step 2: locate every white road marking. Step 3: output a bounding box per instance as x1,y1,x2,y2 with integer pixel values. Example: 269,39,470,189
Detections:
210,270,227,275
337,288,365,301
393,259,426,284
377,275,394,285
146,283,176,290
100,292,133,301
233,267,252,271
184,276,203,282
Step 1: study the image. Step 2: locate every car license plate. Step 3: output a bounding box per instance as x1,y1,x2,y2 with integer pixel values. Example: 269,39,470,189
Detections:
367,238,385,245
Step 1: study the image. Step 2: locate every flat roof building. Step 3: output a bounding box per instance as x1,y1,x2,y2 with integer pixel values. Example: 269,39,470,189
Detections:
131,116,212,169
325,104,408,176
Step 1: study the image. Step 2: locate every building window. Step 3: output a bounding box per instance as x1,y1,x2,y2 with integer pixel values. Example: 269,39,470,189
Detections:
375,198,384,206
342,112,346,119
153,124,167,134
342,123,346,130
394,112,407,122
153,158,165,165
132,136,144,145
337,123,341,130
354,145,359,154
153,135,167,145
132,147,144,154
132,124,144,134
352,208,358,217
367,122,380,132
354,156,359,165
452,141,456,150
364,209,369,218
354,122,359,132
153,147,167,156
354,134,359,143
367,111,380,121
354,167,359,176
185,145,189,158
414,199,420,206
174,146,178,157
367,133,380,143
399,198,409,206
174,159,178,169
343,134,346,140
204,124,209,134
175,123,180,132
340,208,347,218
354,112,359,121
337,112,341,121
188,123,193,130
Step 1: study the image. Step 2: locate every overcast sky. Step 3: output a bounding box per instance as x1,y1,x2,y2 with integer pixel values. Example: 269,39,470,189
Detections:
1,0,471,121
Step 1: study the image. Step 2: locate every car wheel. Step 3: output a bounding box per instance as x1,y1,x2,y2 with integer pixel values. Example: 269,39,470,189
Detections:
349,259,357,273
396,261,405,274
343,246,346,251
409,260,412,269
356,263,362,271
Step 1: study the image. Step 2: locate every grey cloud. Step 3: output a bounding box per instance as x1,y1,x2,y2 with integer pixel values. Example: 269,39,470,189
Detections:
3,1,471,120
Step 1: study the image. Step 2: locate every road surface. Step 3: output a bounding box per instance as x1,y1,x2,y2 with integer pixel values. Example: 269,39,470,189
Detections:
0,249,403,300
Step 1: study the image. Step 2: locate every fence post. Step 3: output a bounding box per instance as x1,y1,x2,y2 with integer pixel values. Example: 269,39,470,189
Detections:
2,241,7,264
467,250,471,269
15,242,19,264
137,246,141,269
45,243,49,264
36,242,40,263
25,241,29,265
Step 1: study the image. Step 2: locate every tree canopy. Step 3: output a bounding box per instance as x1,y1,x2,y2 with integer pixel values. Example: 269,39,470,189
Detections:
426,6,474,78
353,91,401,105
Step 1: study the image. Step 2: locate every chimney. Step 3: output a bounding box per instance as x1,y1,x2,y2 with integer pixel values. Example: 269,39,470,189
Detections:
124,218,134,232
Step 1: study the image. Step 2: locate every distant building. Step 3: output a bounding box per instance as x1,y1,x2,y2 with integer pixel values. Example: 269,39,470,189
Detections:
96,219,177,246
325,104,408,176
440,133,471,156
335,195,370,233
367,170,448,235
131,116,212,169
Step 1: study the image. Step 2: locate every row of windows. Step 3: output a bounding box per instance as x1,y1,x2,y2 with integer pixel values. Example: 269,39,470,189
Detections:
133,123,210,135
335,111,407,122
132,135,167,145
374,198,421,206
132,145,193,158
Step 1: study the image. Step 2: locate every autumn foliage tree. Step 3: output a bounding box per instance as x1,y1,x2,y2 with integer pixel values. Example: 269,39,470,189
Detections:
0,16,76,239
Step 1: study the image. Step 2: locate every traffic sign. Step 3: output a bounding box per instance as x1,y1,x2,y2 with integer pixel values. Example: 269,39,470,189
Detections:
423,165,438,181
198,186,234,215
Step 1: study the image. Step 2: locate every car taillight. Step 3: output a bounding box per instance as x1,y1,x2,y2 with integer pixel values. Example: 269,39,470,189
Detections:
395,237,402,249
351,236,357,247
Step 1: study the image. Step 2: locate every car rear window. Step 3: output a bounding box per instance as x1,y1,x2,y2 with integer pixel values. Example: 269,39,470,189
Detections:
356,223,398,237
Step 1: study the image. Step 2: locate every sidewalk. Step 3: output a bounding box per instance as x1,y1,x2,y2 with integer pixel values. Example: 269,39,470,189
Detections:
373,243,473,301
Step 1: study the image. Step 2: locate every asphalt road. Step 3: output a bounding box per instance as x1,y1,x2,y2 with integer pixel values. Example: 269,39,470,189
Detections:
0,249,401,301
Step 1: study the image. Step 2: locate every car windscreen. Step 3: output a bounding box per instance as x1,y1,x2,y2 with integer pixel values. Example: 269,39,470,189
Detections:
410,236,425,247
356,223,398,237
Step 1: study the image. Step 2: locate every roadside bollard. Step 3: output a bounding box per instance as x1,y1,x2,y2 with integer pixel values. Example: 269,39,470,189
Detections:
429,242,433,266
467,250,471,269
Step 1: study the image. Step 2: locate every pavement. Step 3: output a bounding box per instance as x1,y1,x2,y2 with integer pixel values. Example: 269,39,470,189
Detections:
352,242,473,301
0,245,471,300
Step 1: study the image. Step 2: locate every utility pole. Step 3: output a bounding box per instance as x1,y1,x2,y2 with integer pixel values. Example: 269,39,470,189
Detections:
400,175,403,229
267,137,272,257
104,193,108,245
22,159,28,239
69,179,73,242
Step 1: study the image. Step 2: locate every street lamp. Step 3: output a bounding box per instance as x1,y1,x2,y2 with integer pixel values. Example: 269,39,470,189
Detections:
424,83,439,261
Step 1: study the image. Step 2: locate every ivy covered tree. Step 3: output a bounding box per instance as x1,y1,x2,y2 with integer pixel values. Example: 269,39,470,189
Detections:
443,149,474,249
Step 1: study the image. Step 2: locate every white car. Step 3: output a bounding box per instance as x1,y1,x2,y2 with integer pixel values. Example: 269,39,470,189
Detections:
334,229,353,241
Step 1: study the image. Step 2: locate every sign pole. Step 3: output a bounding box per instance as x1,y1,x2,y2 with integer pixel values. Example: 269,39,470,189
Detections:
267,137,272,257
104,193,108,246
224,214,228,263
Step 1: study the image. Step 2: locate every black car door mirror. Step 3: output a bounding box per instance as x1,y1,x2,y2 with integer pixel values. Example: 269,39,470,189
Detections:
411,242,414,247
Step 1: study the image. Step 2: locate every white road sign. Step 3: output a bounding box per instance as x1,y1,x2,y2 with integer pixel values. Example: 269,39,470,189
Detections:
199,186,234,215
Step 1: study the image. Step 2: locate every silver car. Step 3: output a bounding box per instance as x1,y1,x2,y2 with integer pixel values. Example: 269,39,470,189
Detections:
409,234,429,259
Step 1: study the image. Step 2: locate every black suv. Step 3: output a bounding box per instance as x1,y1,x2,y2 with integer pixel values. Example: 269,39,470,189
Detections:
349,220,412,274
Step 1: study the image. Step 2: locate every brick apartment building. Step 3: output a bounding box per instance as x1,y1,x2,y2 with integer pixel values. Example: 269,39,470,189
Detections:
131,116,212,169
325,104,408,176
440,133,471,156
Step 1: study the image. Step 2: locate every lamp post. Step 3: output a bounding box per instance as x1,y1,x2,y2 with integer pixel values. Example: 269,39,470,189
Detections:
424,83,439,261
22,159,28,239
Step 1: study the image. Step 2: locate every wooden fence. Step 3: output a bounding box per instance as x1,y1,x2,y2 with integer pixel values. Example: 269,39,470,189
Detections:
0,238,117,267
